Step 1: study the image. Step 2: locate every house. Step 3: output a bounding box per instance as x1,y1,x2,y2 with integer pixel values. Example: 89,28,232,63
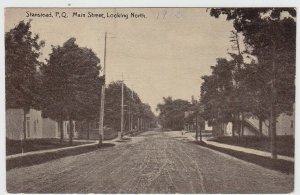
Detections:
246,112,294,136
211,109,295,137
6,108,77,140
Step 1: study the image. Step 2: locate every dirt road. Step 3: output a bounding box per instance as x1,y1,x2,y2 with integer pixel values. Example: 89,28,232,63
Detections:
7,129,294,193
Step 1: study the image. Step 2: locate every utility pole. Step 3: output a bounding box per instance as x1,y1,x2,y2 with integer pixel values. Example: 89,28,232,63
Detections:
230,30,244,138
234,31,244,137
195,113,199,142
120,73,124,140
128,90,131,133
191,96,199,141
130,89,134,133
21,130,24,154
199,116,202,142
98,32,107,147
270,21,277,159
128,88,132,134
137,117,140,132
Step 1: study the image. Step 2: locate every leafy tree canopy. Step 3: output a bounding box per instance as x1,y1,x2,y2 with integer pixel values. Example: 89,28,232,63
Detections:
41,37,103,122
157,97,191,130
6,20,45,111
105,81,155,131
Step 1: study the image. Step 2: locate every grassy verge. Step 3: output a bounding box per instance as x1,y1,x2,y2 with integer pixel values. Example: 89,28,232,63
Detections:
196,141,294,174
6,143,115,171
7,138,93,156
208,135,294,157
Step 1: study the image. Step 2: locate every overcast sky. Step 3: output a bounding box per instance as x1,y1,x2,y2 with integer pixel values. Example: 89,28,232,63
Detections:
5,8,235,114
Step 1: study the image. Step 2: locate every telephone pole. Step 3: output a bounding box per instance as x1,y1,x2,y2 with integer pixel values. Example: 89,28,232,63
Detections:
120,73,124,140
270,21,277,159
128,89,131,133
129,88,134,134
98,32,107,147
131,89,134,132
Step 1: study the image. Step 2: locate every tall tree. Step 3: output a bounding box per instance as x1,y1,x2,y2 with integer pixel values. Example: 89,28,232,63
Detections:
41,38,102,145
6,20,45,140
200,58,237,129
239,61,270,137
210,8,296,158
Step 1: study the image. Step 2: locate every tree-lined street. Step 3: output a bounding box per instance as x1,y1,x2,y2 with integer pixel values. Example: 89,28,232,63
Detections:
7,129,293,194
5,8,296,194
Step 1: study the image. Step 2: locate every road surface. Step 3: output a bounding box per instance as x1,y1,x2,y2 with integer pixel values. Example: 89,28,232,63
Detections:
7,129,294,193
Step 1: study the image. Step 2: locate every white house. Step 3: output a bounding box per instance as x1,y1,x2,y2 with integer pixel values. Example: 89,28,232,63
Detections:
6,108,77,140
205,121,213,131
246,112,294,136
212,111,295,137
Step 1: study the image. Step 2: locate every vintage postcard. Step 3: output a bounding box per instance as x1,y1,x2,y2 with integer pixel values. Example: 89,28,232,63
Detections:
5,7,295,193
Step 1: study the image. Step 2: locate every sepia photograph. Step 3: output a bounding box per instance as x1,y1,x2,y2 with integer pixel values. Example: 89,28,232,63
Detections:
5,7,296,193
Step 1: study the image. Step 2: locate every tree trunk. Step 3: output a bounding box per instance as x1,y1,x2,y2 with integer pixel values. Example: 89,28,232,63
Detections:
195,115,199,142
270,24,277,159
237,112,241,139
232,113,238,137
199,119,203,142
232,120,235,137
22,108,29,153
23,108,27,140
259,118,263,138
69,117,74,146
268,118,271,139
87,121,90,140
270,107,277,159
59,118,64,143
241,113,244,136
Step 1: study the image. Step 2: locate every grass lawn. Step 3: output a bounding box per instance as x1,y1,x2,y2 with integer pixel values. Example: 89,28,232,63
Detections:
208,135,294,157
196,141,294,174
6,138,92,156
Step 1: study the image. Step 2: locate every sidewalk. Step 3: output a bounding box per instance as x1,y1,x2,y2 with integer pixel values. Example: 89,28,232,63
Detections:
167,131,294,162
6,135,144,171
6,137,122,160
204,138,294,162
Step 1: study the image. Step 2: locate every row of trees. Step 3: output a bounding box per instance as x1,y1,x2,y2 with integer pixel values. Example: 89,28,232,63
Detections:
156,97,205,141
6,20,155,145
105,81,156,133
200,8,296,158
156,97,191,130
